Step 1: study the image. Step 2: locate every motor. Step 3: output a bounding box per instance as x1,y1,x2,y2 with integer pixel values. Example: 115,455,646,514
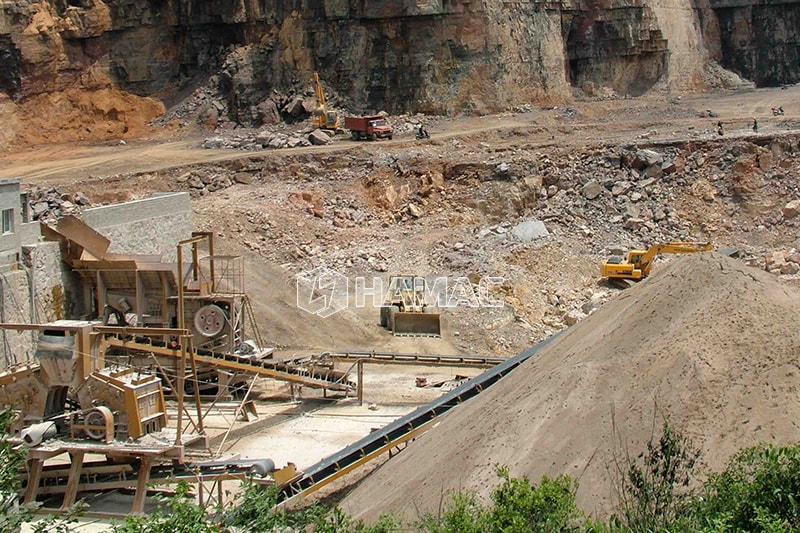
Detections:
21,421,57,447
415,125,430,140
772,106,785,116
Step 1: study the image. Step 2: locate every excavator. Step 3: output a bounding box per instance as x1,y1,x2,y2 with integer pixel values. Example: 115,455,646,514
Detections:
380,275,441,337
601,241,713,287
312,72,340,132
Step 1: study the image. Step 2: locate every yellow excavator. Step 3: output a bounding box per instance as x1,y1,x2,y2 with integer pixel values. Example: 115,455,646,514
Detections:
601,241,712,287
380,275,441,337
312,72,340,132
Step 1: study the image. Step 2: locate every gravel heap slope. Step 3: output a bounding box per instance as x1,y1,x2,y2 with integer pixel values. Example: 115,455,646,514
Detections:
341,252,800,519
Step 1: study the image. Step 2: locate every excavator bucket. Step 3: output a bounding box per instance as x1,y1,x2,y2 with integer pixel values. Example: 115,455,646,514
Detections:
392,312,442,337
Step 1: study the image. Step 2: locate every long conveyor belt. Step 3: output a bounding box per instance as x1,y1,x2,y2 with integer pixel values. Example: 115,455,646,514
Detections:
279,334,560,504
103,335,356,391
321,350,505,368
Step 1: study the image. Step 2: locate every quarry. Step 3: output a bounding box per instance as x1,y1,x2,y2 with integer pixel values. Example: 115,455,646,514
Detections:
0,0,800,530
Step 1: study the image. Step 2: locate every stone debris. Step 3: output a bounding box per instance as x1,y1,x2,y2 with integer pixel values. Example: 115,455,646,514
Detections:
200,114,442,151
56,121,800,357
27,187,91,224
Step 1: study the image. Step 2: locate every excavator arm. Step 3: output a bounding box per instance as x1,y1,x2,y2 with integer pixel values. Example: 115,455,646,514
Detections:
602,241,712,282
313,72,326,108
312,72,339,130
636,242,712,276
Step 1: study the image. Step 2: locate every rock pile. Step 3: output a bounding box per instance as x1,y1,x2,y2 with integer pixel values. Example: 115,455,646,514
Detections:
27,187,90,224
200,114,440,151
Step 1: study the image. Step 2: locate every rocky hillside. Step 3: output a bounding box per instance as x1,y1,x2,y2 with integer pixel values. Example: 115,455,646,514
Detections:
1,0,798,147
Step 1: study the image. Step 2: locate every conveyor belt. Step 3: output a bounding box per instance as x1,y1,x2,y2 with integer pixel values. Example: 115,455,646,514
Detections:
279,334,560,504
103,335,355,391
25,457,274,498
321,350,504,368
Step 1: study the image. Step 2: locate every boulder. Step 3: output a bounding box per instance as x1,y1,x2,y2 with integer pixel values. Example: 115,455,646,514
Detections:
611,181,632,196
634,149,663,168
234,172,253,185
269,136,287,149
301,97,319,114
408,204,423,218
75,192,90,206
511,219,550,242
382,185,398,209
623,218,645,230
582,180,603,200
282,97,305,117
255,131,273,145
563,309,586,326
256,99,281,125
202,137,223,149
308,129,332,146
758,151,773,171
765,251,786,269
782,200,800,218
644,164,663,179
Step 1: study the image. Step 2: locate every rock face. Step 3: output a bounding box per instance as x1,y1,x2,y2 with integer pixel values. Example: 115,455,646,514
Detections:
710,0,800,86
0,0,798,130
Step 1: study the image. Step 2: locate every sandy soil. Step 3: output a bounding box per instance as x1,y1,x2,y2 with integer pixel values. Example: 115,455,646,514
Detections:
340,252,800,520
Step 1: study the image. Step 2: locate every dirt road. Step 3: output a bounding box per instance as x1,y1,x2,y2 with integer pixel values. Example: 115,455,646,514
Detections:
1,86,796,184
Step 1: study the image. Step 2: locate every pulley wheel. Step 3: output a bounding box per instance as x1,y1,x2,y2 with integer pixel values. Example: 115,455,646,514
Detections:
194,304,226,337
84,407,112,440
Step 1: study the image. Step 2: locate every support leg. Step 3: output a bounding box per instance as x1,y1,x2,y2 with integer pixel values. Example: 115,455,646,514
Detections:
61,451,85,510
358,360,364,406
23,458,44,505
132,457,154,514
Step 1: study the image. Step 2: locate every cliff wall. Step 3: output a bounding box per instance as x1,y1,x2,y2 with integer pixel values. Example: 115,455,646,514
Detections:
0,0,796,144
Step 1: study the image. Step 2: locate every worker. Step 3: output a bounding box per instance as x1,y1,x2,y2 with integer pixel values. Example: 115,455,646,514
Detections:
752,117,758,133
417,124,429,139
716,121,723,136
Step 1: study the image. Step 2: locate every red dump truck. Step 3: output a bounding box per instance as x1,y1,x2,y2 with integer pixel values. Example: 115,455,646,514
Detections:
345,115,393,141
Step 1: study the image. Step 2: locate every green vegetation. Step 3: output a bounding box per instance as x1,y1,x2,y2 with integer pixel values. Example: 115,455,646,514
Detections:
418,468,585,533
4,413,800,533
0,411,29,533
692,444,800,532
611,419,700,532
112,481,216,533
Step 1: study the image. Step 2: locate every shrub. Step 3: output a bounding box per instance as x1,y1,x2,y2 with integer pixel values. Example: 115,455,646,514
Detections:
228,482,401,532
111,480,215,533
417,490,489,533
693,444,800,532
488,467,584,532
0,411,28,533
610,417,700,532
